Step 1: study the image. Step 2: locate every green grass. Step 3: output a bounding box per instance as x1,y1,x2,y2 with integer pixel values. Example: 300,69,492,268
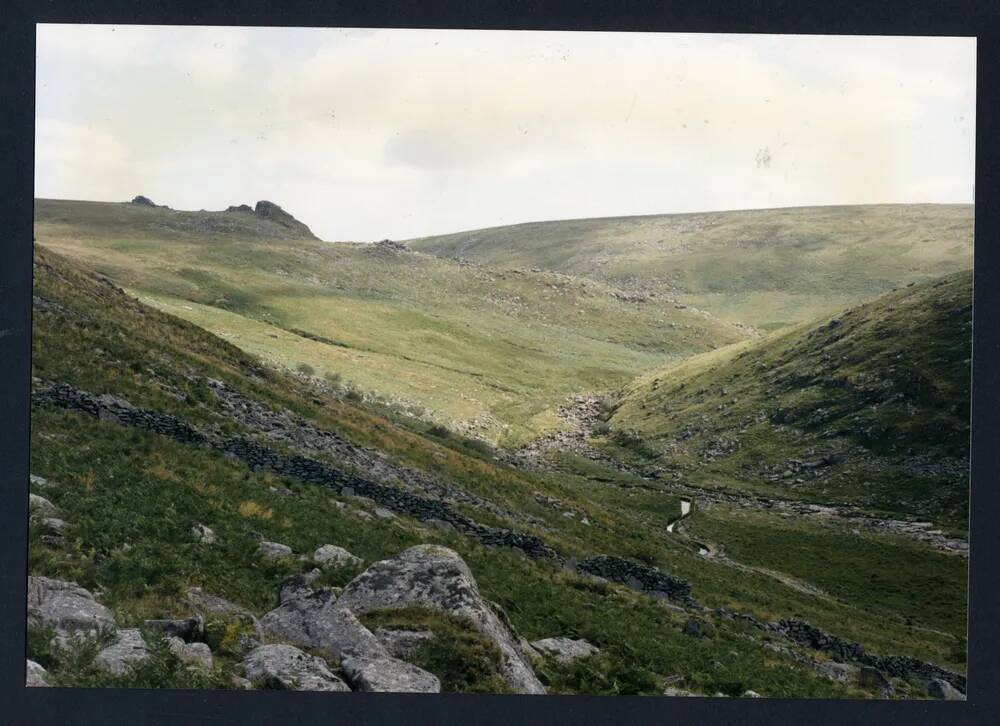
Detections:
408,204,973,330
27,244,967,695
608,271,972,527
35,198,747,446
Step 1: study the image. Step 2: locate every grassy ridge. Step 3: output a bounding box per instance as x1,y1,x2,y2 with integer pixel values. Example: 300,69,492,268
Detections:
35,199,747,446
608,271,972,527
408,204,973,330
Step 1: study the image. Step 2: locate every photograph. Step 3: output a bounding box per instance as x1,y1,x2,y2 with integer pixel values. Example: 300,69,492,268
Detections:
25,24,973,700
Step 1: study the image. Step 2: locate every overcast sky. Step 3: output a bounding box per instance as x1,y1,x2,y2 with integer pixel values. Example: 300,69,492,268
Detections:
35,25,975,241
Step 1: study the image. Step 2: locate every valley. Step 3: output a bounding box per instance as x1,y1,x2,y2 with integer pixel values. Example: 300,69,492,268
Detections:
26,199,972,699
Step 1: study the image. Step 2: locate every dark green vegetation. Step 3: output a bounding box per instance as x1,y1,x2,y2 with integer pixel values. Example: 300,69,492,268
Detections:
409,204,973,331
35,199,747,446
608,272,972,528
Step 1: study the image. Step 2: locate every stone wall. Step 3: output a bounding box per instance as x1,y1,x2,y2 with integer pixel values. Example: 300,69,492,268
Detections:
576,554,694,604
32,382,555,560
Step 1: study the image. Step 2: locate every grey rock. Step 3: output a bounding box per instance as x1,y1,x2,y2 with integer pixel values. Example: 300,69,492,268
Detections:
27,576,116,639
26,659,50,687
927,678,966,700
260,592,388,663
425,518,456,533
258,540,293,559
29,493,58,517
277,570,323,604
341,656,440,693
374,507,396,519
39,534,66,548
95,628,151,675
144,617,203,642
41,517,69,533
682,618,714,639
859,665,893,694
337,544,545,694
131,195,157,206
242,644,349,691
530,637,600,664
30,474,52,488
663,686,702,697
313,544,362,569
373,628,436,659
166,637,213,670
185,587,263,640
743,690,762,698
231,675,253,690
190,523,215,544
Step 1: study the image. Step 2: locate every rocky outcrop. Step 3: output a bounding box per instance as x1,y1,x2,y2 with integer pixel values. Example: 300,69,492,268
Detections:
185,587,263,641
26,660,50,687
927,678,966,700
95,628,151,675
190,524,215,544
260,590,388,663
226,204,254,213
530,637,600,663
337,545,546,694
340,656,441,693
576,555,694,604
131,195,157,206
27,576,116,640
165,637,213,670
258,540,293,560
29,494,58,517
242,644,350,691
314,544,362,569
253,201,317,240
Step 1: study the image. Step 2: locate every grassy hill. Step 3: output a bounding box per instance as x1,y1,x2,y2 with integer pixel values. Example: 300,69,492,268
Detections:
605,271,972,528
408,204,974,331
29,247,965,697
34,199,748,447
28,246,967,696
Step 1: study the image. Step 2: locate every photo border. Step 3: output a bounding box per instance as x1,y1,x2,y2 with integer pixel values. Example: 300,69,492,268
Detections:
2,1,997,723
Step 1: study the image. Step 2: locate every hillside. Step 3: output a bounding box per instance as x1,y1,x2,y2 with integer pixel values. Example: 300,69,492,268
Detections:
34,198,748,446
408,204,974,331
606,271,972,528
27,246,968,698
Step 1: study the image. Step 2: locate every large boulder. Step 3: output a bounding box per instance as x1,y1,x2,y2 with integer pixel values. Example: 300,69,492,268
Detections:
260,589,388,663
258,540,293,560
26,659,50,687
314,544,362,569
94,628,151,675
242,644,350,692
927,678,966,700
165,637,213,670
341,656,441,693
27,576,116,640
336,544,545,694
530,637,600,664
29,494,58,517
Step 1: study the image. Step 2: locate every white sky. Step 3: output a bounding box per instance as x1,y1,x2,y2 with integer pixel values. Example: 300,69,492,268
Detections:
35,25,976,241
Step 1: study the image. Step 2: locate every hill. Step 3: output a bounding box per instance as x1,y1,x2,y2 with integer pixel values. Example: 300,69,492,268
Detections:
605,271,972,528
34,198,748,446
408,204,974,331
27,246,968,697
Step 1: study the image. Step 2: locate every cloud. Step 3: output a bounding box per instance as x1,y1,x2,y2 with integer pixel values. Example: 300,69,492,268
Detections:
34,27,976,240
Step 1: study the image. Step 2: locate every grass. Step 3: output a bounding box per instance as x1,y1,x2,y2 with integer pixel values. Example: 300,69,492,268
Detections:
35,198,747,446
607,271,972,528
27,242,967,695
408,203,973,330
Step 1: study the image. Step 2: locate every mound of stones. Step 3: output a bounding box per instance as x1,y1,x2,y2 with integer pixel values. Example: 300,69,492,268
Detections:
576,554,694,604
336,544,546,694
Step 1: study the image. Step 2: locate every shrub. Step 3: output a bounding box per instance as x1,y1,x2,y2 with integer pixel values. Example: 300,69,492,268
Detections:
427,424,451,438
296,363,315,377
